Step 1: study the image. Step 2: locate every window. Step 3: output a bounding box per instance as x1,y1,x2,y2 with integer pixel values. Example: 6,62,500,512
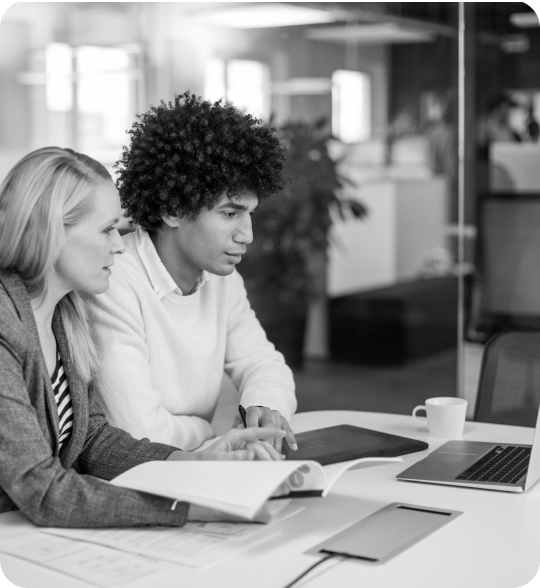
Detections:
76,45,134,157
204,58,270,120
332,70,371,143
45,43,73,112
43,42,139,168
204,58,226,104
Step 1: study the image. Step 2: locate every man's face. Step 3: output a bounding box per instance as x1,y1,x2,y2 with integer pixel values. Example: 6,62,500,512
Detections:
172,191,257,277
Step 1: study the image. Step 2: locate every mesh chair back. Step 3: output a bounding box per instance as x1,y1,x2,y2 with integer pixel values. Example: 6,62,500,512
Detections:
474,331,540,427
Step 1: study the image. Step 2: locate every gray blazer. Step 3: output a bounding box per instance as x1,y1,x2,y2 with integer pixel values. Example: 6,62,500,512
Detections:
0,269,189,527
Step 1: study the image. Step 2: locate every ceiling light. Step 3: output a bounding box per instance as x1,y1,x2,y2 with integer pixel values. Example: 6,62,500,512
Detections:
510,12,540,28
306,23,434,45
194,3,336,29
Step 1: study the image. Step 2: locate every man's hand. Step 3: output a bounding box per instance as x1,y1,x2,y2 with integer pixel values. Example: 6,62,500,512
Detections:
167,427,286,462
233,406,297,454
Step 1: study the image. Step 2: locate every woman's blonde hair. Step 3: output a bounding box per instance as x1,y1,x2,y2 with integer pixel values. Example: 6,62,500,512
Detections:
0,146,112,382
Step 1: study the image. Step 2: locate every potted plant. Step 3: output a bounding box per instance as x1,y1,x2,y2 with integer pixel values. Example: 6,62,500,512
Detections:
238,118,366,368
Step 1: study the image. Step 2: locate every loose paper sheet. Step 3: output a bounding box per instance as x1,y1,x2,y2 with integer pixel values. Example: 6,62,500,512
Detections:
42,503,303,568
0,504,303,586
0,533,177,587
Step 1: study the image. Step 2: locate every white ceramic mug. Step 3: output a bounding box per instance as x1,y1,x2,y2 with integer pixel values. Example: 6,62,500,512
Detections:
412,397,468,438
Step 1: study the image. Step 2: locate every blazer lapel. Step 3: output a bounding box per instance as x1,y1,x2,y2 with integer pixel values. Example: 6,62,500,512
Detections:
0,270,60,455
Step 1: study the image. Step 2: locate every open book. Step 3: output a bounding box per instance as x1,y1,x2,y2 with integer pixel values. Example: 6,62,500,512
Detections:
110,457,401,521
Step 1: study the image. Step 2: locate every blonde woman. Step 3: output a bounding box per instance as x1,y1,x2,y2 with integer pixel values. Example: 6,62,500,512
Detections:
0,147,285,528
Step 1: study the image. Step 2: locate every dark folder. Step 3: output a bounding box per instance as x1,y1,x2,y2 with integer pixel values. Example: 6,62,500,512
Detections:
283,424,428,466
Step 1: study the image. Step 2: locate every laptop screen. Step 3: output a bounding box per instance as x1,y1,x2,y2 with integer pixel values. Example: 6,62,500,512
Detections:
525,402,540,491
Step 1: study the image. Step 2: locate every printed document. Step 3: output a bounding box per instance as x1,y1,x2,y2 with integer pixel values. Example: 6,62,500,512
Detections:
0,532,177,587
42,503,302,568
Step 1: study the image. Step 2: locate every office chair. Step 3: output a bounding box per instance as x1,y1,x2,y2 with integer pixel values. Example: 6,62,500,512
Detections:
474,331,540,428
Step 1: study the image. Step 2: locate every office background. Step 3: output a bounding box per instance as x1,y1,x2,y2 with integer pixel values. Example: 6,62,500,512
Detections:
1,2,539,431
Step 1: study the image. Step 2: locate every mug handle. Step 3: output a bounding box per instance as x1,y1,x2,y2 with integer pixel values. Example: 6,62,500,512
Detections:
413,405,428,423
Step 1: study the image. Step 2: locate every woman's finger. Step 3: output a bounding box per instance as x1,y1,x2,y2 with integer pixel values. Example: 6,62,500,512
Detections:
247,440,282,461
250,442,273,461
232,427,286,444
258,440,283,461
215,449,255,461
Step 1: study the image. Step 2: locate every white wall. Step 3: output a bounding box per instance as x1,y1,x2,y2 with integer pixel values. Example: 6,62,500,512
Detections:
328,177,449,296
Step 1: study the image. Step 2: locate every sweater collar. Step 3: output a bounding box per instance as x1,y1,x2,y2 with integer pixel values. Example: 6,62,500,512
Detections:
134,228,210,299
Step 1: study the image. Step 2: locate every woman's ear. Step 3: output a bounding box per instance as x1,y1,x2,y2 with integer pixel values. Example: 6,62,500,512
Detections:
162,214,181,228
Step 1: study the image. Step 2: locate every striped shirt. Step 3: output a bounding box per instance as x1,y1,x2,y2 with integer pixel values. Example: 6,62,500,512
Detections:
51,351,73,451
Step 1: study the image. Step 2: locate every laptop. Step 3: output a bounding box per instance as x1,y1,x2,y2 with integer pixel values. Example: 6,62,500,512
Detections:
397,408,540,493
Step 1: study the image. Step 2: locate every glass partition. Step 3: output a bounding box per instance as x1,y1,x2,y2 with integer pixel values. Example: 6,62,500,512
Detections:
458,2,540,420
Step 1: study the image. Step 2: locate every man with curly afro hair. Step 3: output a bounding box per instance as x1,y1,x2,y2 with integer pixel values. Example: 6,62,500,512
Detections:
85,92,298,455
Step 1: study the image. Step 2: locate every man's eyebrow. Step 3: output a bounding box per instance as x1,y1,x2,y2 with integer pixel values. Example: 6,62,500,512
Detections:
102,217,121,226
218,201,253,211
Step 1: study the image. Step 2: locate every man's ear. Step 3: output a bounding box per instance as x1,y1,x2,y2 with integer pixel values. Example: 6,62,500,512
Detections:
162,214,181,228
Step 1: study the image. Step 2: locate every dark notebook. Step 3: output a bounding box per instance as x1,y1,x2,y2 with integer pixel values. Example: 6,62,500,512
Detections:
283,424,428,466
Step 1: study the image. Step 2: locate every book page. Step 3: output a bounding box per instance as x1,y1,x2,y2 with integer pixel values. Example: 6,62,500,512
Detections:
273,457,402,497
321,457,402,496
110,460,321,519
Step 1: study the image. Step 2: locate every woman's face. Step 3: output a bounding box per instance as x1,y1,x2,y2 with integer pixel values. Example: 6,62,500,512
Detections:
54,180,125,295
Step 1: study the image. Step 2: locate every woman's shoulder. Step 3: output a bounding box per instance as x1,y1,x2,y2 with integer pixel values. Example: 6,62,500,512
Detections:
0,269,24,319
0,271,30,351
0,267,23,293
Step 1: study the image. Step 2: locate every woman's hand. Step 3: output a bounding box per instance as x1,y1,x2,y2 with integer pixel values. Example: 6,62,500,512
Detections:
167,427,286,462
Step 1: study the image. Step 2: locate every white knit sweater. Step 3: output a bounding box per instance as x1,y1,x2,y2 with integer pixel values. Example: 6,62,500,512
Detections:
85,229,297,451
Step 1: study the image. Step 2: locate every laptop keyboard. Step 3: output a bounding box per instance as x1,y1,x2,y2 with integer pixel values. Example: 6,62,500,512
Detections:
455,445,531,485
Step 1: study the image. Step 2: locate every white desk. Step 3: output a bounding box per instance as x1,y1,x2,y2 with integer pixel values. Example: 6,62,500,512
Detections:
1,411,540,588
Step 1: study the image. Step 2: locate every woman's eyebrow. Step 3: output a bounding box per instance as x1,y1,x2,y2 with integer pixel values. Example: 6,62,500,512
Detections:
102,216,121,227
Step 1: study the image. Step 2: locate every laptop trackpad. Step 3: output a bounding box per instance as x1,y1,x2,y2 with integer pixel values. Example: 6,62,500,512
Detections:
397,441,495,481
